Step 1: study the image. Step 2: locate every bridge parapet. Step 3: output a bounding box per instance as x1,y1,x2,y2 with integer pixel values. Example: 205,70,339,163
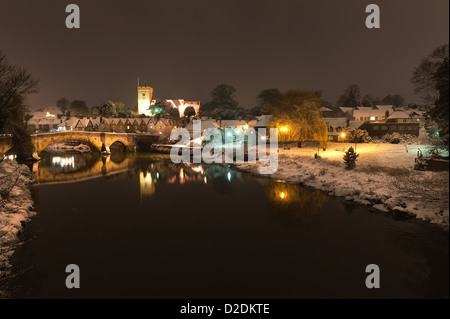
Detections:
30,131,150,154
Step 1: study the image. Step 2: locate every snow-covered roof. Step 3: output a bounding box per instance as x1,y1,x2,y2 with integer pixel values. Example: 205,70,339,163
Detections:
324,117,347,127
348,121,366,129
254,115,272,127
28,117,62,125
353,109,389,118
320,107,333,112
246,120,258,127
339,107,354,113
185,119,220,133
387,111,424,119
355,106,373,111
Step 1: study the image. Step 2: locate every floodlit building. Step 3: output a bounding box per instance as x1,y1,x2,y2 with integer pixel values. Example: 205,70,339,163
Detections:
137,84,154,116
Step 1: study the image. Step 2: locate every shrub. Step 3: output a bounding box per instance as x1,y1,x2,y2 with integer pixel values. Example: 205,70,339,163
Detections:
344,128,372,143
343,146,359,170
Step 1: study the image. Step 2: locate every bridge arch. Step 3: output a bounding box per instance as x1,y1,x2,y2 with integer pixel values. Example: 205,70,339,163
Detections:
33,132,103,155
109,140,127,153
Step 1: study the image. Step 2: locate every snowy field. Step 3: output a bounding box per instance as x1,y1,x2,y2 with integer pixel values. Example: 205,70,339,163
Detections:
0,161,35,297
235,142,449,227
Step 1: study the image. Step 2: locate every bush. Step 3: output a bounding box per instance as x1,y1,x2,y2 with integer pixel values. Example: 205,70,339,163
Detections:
344,128,372,143
343,146,359,170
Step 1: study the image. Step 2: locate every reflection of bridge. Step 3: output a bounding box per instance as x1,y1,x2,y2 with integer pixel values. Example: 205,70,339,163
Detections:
33,154,136,185
30,131,159,154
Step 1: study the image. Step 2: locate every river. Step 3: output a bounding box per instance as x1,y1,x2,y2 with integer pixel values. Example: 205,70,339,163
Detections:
6,152,449,298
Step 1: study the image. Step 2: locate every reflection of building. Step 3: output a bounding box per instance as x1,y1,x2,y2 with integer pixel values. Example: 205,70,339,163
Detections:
140,171,155,199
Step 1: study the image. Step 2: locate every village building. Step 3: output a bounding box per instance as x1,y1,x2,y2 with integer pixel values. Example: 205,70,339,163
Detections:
324,118,348,142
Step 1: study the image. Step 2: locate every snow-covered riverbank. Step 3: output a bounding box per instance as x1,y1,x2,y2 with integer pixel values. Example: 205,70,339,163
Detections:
235,143,449,227
0,161,35,297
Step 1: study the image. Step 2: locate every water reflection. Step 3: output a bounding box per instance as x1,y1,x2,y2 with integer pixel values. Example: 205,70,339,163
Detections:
10,152,449,298
264,180,328,225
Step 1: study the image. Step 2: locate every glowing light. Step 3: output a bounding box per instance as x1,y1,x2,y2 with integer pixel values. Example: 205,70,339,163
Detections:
370,116,376,121
280,192,286,199
341,132,346,138
191,165,204,174
203,177,207,184
179,168,185,184
280,126,288,132
52,156,75,168
139,172,155,197
243,125,249,130
227,171,231,182
46,112,56,117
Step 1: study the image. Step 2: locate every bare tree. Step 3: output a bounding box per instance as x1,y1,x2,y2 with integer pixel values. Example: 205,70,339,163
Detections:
0,51,39,160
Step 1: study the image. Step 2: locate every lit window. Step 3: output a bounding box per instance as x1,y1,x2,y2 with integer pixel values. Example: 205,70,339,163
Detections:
370,116,376,121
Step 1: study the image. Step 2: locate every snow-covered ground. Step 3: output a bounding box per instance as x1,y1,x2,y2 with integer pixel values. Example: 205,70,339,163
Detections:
0,160,35,297
235,142,449,227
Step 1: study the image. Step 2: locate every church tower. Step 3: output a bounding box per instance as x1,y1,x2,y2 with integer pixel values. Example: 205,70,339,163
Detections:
137,79,153,116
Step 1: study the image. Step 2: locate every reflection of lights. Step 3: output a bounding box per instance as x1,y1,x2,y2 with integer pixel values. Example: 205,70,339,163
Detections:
260,136,266,141
4,154,16,161
140,172,155,198
52,156,75,168
179,168,185,184
156,172,160,179
280,192,286,199
204,176,207,184
227,132,232,137
227,171,231,182
191,165,204,174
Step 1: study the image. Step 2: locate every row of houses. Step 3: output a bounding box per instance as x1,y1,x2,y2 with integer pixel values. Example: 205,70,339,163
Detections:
323,105,426,141
27,116,184,135
27,104,425,142
27,114,274,138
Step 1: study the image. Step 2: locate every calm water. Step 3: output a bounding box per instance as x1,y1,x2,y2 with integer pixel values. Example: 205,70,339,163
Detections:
7,153,449,298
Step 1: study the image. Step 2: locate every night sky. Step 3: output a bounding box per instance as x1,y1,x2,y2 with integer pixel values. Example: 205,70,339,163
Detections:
0,0,448,110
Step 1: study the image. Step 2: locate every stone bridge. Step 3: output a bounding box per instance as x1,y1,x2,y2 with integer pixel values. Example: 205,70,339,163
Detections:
30,131,159,154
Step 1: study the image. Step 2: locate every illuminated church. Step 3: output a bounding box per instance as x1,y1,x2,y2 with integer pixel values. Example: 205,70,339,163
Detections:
137,81,200,117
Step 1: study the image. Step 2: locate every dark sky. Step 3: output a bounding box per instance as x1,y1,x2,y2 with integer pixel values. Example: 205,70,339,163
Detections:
0,0,448,110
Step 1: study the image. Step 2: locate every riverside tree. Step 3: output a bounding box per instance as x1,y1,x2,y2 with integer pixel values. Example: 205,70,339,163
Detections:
0,51,39,161
412,44,449,149
267,90,328,148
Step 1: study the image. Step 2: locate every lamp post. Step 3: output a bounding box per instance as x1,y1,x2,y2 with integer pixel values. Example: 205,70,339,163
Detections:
280,126,288,148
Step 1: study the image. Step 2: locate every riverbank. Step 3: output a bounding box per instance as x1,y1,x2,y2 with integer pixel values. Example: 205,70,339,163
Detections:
234,144,449,227
0,161,35,297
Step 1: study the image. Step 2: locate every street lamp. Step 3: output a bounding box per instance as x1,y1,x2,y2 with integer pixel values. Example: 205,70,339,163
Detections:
280,126,289,148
